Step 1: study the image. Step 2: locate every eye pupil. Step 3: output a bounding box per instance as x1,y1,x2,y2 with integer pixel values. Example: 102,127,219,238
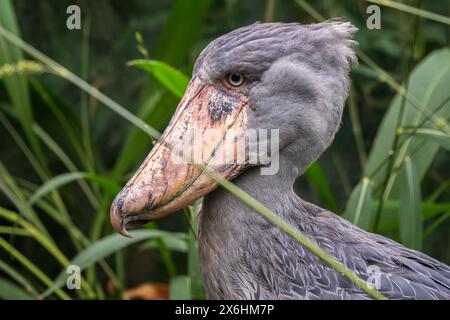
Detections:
230,74,241,82
228,73,244,86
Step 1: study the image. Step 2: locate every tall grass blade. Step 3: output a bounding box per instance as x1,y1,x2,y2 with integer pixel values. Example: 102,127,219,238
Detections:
306,162,340,213
0,162,49,237
155,0,212,66
0,236,70,300
0,207,95,298
169,276,191,300
424,212,450,239
83,174,121,197
399,157,422,249
128,60,189,98
365,49,450,184
111,91,163,179
140,236,188,253
0,277,35,300
30,80,86,167
344,178,374,230
0,0,46,165
367,0,450,26
187,204,205,299
399,128,450,151
33,125,99,208
0,25,160,139
202,167,386,300
28,172,87,205
0,259,38,297
0,111,47,180
41,229,186,298
112,0,211,176
144,222,177,277
346,50,450,230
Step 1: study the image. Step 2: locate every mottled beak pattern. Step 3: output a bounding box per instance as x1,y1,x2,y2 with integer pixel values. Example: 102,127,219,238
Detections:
110,76,249,236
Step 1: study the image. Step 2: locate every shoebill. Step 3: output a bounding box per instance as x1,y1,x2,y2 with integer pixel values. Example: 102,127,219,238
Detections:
110,21,450,299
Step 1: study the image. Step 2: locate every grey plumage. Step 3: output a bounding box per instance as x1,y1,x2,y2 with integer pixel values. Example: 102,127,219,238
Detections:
194,21,450,300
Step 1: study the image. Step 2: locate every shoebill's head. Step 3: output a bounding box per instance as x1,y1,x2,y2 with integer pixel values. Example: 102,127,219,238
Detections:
111,21,357,235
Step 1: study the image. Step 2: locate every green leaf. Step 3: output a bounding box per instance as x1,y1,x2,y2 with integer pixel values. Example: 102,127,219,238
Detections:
30,80,86,167
144,222,177,277
0,259,38,297
0,236,70,300
306,162,340,213
128,59,189,98
0,0,45,166
424,212,450,238
84,174,121,197
369,201,450,234
399,128,450,151
41,230,185,298
0,162,49,237
113,0,211,178
367,0,450,26
28,172,121,205
0,277,36,300
139,236,188,253
344,178,374,230
155,0,212,66
366,49,450,185
422,202,450,221
169,276,191,300
347,49,450,231
111,91,163,179
28,172,87,205
188,202,205,299
399,157,422,250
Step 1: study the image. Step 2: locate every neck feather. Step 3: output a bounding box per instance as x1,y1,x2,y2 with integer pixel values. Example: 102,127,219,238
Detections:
197,153,315,299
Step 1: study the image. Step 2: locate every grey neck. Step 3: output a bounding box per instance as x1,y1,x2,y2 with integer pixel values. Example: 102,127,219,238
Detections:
198,153,316,299
205,152,304,216
199,147,320,238
199,152,315,244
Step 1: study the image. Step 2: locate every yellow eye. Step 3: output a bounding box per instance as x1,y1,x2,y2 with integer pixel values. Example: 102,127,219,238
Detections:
227,73,245,87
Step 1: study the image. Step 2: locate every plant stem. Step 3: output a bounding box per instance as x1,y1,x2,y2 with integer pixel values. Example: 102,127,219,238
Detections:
203,167,386,300
264,0,276,22
0,25,161,140
348,84,367,169
0,236,70,300
367,0,450,26
373,1,421,232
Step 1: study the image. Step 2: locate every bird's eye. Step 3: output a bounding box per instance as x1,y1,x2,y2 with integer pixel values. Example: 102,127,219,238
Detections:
227,73,245,87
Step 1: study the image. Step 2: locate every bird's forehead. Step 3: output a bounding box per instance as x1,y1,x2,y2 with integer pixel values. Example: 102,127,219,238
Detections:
193,21,357,82
194,22,304,80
